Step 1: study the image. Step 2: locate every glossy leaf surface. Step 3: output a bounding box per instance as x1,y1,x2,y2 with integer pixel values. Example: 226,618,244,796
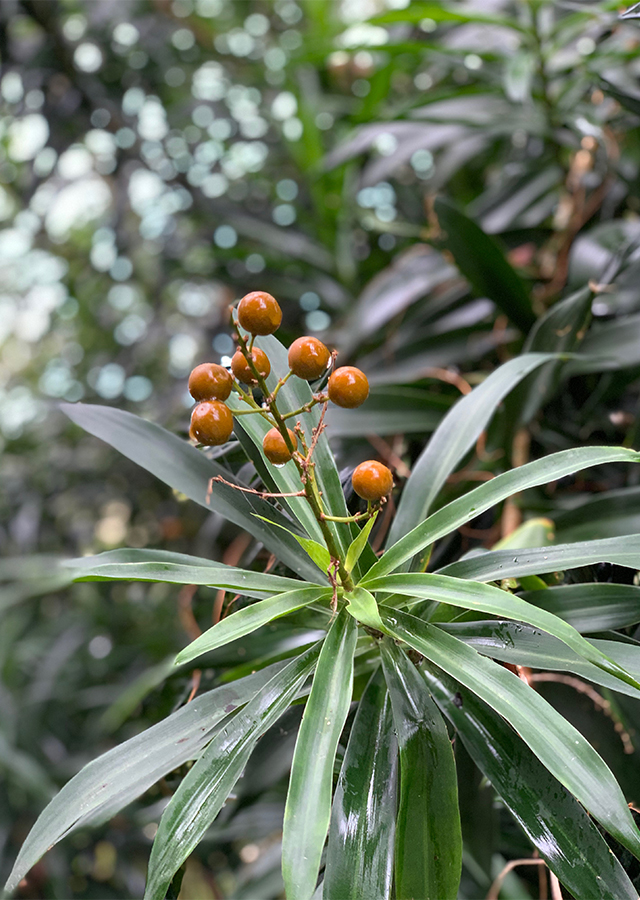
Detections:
387,353,558,546
175,586,332,666
3,665,287,895
520,582,640,632
144,645,320,900
381,640,461,900
62,548,318,594
61,403,320,580
324,668,397,900
367,572,640,691
282,610,357,900
421,666,638,900
370,447,640,579
439,534,640,581
442,620,640,700
379,608,640,861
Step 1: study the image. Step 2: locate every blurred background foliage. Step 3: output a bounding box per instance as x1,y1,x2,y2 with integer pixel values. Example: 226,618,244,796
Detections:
4,0,640,896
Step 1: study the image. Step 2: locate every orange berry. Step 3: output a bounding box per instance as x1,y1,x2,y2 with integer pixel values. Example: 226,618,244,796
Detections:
352,460,393,502
188,363,233,402
288,336,331,381
237,291,282,335
189,400,234,446
263,427,298,464
328,366,369,408
231,348,271,385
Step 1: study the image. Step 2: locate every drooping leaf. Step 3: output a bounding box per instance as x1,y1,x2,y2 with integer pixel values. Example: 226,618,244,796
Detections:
144,645,321,900
175,586,332,666
62,548,319,594
366,571,640,691
60,403,321,581
253,515,331,573
387,353,556,547
441,620,640,700
324,668,397,900
381,640,461,900
370,446,640,580
438,533,640,582
433,196,536,332
3,665,288,896
378,608,640,862
519,582,640,632
421,665,639,900
282,610,357,900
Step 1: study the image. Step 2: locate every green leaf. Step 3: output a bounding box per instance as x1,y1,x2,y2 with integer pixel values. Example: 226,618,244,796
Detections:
345,586,385,632
421,665,639,900
508,285,593,428
556,485,640,541
442,620,640,700
3,664,287,896
519,582,640,632
62,548,318,595
345,514,378,574
370,446,640,580
324,669,397,900
378,608,640,862
491,516,555,550
325,386,445,437
367,571,640,692
387,353,556,547
438,533,640,582
433,196,536,333
253,515,331,573
381,640,462,900
60,403,321,581
144,645,320,900
282,610,358,900
175,586,332,667
372,2,524,29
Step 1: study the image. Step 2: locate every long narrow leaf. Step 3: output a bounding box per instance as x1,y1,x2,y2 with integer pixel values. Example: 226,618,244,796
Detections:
366,572,640,691
282,610,358,900
324,669,397,900
421,665,638,900
438,534,640,581
144,645,321,900
62,548,318,595
175,586,332,666
442,620,640,700
381,640,461,900
3,664,287,895
379,608,640,861
369,446,640,579
519,582,640,632
61,403,321,580
387,353,557,546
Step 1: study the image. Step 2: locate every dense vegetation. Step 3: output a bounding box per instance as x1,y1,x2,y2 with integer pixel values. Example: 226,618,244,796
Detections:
4,0,640,897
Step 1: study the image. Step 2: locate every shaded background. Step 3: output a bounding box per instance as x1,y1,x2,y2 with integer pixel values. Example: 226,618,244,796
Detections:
3,0,640,896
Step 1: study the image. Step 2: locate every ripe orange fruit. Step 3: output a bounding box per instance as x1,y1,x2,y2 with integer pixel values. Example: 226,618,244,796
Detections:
189,400,234,446
188,363,233,401
288,336,331,381
263,427,298,464
352,460,393,501
328,366,369,408
231,348,271,385
237,291,282,335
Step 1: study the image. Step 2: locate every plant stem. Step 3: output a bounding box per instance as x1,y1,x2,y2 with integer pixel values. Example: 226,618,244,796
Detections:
235,327,355,592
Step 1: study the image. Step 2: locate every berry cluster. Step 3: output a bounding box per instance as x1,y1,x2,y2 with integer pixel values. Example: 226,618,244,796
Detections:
187,291,393,510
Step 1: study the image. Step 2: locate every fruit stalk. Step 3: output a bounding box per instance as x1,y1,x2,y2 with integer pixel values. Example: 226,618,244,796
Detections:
234,326,355,592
